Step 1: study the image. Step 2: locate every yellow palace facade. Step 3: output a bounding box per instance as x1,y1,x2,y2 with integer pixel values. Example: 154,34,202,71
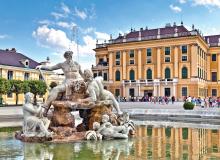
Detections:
92,23,220,100
0,48,63,105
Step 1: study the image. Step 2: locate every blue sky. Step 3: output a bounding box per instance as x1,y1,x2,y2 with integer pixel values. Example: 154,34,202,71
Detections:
0,0,220,69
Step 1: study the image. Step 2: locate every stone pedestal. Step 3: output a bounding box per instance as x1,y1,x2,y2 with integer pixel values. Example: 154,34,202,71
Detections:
51,101,75,128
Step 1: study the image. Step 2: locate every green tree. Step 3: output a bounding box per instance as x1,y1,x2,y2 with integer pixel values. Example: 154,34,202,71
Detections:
0,78,11,106
23,80,30,93
28,80,47,104
9,80,24,105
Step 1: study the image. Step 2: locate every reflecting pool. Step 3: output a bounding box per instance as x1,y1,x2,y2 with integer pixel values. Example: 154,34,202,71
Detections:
1,126,220,159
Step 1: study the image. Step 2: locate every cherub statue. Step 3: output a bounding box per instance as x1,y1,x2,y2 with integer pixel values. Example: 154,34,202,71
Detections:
94,114,128,139
22,92,52,137
79,69,123,115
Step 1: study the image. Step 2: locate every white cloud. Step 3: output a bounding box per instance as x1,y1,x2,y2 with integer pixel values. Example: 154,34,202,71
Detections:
56,21,76,29
38,20,51,25
170,4,182,13
179,0,187,3
95,31,110,41
74,7,87,20
51,12,66,20
61,2,70,14
81,27,95,34
32,25,70,51
33,25,96,56
192,0,220,8
0,34,9,39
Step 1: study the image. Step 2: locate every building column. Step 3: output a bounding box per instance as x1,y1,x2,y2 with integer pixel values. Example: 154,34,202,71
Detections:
218,54,220,80
138,49,142,79
191,44,198,77
138,84,140,96
173,83,177,97
174,46,179,78
207,55,211,81
153,85,157,96
122,84,126,97
122,51,127,80
157,48,161,79
109,52,113,81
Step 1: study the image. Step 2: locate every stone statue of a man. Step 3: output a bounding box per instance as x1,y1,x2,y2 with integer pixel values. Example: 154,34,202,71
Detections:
79,69,123,115
36,51,84,116
94,114,128,139
23,92,52,137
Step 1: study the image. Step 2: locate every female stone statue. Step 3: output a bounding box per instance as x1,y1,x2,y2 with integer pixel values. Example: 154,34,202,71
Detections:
23,92,52,137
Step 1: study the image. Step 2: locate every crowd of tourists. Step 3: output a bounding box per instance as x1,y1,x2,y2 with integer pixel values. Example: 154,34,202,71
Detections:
116,95,220,108
117,95,176,104
184,96,220,108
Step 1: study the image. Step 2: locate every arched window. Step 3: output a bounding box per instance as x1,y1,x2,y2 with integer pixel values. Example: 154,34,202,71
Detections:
182,67,188,79
165,68,171,79
130,70,135,80
115,70,120,81
146,69,152,80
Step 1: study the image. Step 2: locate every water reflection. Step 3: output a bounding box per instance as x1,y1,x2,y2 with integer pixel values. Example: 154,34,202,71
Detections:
1,126,220,159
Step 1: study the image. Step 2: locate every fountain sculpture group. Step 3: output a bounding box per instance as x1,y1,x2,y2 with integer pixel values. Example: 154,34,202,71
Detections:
15,51,135,142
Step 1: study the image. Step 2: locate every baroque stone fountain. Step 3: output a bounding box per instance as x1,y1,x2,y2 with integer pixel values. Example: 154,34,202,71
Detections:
15,51,135,143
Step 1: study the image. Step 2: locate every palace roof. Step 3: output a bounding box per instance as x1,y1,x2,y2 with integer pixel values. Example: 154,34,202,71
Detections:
0,49,40,69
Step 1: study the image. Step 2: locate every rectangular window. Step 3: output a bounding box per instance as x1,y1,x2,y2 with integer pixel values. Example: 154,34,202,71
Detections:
212,54,217,61
129,50,134,58
39,75,44,81
212,89,217,97
103,73,108,81
7,71,13,80
116,51,120,59
129,88,135,97
165,47,170,55
182,56,187,61
130,59,135,64
98,71,102,76
212,72,217,82
147,57,151,63
115,89,120,97
7,92,13,98
147,48,151,56
165,57,170,62
99,58,104,63
116,60,120,65
182,45,187,54
182,87,187,97
24,72,29,80
93,73,97,78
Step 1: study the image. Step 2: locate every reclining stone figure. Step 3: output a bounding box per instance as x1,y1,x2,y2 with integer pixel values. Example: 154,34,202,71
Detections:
22,92,52,137
78,69,123,115
93,114,128,139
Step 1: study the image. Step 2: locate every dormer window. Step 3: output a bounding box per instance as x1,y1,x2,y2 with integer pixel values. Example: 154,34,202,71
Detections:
24,60,29,67
20,59,29,68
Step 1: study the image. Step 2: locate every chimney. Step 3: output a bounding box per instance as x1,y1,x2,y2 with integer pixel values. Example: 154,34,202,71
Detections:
138,30,141,41
192,24,195,30
145,26,148,30
157,28,161,39
110,34,112,40
207,38,209,44
46,56,50,62
11,48,16,52
181,21,183,26
140,27,143,31
131,28,133,32
5,48,9,51
173,22,176,27
174,27,178,37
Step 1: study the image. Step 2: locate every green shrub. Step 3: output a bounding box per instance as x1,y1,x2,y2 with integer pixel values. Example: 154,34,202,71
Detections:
183,102,195,110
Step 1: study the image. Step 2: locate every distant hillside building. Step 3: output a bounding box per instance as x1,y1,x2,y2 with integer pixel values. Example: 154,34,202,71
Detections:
0,48,64,105
92,22,220,100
